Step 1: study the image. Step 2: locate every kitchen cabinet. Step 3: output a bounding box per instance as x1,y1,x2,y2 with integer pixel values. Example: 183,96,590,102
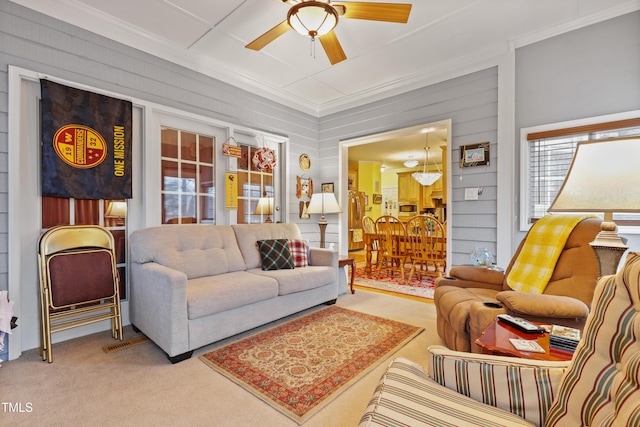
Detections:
397,172,421,203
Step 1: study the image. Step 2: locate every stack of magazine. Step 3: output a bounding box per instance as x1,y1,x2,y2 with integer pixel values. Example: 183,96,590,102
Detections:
549,325,581,352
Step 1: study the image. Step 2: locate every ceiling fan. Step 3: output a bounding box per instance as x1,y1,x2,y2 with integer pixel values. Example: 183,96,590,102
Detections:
246,1,412,65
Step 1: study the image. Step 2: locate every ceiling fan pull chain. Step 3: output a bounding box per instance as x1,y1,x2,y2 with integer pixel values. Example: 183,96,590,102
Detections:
310,36,316,59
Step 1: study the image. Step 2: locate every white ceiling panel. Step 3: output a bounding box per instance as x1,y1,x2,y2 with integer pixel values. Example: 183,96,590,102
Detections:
167,0,248,27
78,0,212,48
11,0,638,116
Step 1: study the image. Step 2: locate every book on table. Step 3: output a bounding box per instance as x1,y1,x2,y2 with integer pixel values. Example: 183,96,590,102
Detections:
549,325,581,351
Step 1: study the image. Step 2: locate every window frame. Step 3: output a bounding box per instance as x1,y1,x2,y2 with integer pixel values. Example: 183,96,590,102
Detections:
153,110,287,226
520,111,640,232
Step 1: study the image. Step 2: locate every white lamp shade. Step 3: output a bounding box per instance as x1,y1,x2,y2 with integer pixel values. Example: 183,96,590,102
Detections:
548,138,640,214
254,197,274,215
307,192,342,215
105,201,127,217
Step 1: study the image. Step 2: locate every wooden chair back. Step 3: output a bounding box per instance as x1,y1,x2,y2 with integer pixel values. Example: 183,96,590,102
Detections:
406,215,446,280
375,215,409,282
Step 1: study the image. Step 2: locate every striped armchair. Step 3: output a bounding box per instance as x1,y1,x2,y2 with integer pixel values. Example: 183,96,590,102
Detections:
360,252,640,426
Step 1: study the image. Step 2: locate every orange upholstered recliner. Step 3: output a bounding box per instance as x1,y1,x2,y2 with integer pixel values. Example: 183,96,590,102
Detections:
434,217,602,353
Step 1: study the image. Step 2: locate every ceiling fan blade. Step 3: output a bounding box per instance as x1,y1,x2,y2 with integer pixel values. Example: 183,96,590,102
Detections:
338,2,412,23
319,31,347,65
246,20,291,51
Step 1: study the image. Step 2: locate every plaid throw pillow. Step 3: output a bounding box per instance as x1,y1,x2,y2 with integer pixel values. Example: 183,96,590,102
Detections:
256,239,295,271
288,239,309,268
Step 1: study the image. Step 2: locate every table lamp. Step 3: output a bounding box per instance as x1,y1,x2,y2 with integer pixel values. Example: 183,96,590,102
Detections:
307,192,342,248
105,201,127,226
254,196,274,223
548,137,640,276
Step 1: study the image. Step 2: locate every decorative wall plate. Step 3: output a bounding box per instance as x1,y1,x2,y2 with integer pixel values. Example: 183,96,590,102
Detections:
299,154,311,171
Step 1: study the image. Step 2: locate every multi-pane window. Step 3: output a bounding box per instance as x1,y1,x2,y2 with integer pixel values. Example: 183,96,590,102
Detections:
523,117,640,228
160,127,215,224
237,144,274,224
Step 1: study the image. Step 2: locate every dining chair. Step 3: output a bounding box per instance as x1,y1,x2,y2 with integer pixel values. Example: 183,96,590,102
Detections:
361,215,379,274
406,215,446,283
375,215,408,283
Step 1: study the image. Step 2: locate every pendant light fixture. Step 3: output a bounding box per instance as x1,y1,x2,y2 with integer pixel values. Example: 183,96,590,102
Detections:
412,133,442,186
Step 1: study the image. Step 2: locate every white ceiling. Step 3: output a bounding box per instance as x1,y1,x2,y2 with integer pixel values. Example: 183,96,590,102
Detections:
12,0,639,117
348,126,448,172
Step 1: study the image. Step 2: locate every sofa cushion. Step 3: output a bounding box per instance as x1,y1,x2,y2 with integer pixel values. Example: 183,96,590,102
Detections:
288,239,309,267
232,223,303,269
129,224,246,279
257,239,295,270
248,265,336,296
186,271,279,319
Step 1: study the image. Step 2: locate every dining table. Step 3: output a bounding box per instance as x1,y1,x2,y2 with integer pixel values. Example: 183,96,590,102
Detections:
362,230,446,275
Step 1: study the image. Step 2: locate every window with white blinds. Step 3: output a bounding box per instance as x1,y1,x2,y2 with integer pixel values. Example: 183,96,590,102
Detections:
522,116,640,229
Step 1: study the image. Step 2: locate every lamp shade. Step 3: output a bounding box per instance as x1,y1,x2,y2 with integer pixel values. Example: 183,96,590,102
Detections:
307,192,342,217
254,197,274,215
287,1,338,38
548,138,640,215
105,201,127,218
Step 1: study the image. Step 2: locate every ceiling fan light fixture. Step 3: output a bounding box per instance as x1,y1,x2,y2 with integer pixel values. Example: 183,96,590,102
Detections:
287,1,338,38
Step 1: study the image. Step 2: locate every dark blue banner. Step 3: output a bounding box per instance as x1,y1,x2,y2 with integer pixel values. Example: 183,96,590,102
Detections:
41,80,132,199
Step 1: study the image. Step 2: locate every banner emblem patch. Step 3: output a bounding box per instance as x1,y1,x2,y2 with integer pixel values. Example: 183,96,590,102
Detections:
53,124,107,169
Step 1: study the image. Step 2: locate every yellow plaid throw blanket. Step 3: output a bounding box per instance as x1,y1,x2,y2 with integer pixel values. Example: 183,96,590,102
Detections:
506,214,593,294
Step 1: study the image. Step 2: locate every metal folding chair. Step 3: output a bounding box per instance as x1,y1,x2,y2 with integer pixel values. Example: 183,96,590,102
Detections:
38,225,123,362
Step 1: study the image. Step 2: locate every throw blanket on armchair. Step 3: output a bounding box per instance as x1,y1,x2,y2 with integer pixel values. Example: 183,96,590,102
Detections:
507,214,594,294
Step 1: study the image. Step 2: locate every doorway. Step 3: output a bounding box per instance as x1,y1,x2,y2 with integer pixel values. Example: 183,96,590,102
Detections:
339,119,452,268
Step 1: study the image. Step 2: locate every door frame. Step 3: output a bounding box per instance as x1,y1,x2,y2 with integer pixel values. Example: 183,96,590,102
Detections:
339,119,453,269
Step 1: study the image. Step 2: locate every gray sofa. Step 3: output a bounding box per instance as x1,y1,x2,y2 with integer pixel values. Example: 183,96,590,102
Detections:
129,223,338,363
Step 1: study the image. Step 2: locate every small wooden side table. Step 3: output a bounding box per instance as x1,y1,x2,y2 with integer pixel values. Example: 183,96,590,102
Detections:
339,257,356,294
476,319,573,361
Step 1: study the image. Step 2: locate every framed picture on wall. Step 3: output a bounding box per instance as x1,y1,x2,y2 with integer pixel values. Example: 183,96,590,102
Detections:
348,171,357,190
321,183,334,193
372,194,382,204
460,142,490,167
296,176,313,198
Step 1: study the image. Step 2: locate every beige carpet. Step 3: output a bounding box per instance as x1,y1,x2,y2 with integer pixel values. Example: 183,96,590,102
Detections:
1,289,445,427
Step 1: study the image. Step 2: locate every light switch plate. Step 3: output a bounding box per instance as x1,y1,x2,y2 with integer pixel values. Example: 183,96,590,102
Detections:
465,187,479,200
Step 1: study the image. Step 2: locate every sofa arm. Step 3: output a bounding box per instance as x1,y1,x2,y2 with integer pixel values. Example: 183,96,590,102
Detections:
435,265,505,290
496,291,590,319
130,262,190,357
428,345,569,426
360,357,537,427
309,248,338,269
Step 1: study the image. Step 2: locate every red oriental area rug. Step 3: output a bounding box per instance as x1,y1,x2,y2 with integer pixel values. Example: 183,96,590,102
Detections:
199,306,423,424
354,263,436,300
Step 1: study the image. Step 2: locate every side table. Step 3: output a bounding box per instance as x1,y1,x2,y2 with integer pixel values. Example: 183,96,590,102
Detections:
339,257,356,294
476,319,573,361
